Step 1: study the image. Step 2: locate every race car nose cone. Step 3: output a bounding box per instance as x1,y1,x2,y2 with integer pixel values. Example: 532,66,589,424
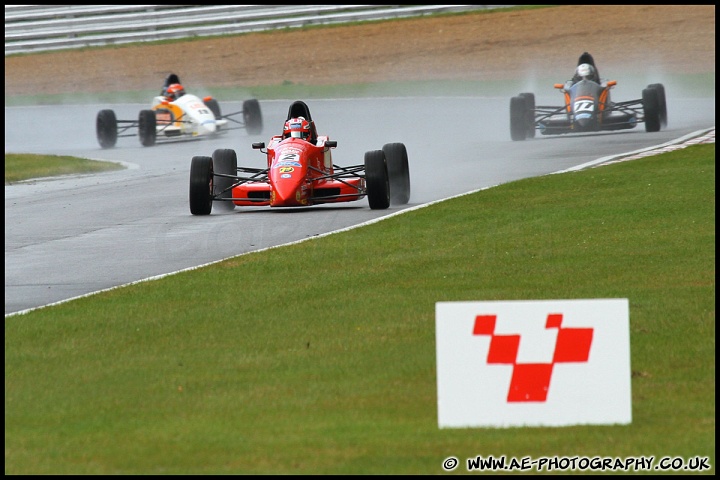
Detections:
575,116,593,129
271,177,306,207
271,190,292,206
200,120,217,134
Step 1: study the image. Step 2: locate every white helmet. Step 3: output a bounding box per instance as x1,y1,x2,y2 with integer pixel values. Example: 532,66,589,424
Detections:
576,63,595,79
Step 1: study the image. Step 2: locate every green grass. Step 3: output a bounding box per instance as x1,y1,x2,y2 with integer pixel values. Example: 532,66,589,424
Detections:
4,153,125,183
4,72,716,108
5,144,715,474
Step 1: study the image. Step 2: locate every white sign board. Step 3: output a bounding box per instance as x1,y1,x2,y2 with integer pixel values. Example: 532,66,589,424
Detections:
436,299,631,428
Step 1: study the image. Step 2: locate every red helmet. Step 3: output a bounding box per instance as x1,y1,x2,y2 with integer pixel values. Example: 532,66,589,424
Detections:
283,117,311,141
166,83,185,100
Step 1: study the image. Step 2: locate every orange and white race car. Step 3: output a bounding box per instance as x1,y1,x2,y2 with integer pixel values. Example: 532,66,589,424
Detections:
95,78,263,148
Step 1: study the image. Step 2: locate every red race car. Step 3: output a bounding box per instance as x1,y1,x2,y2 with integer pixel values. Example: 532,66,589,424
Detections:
189,101,410,215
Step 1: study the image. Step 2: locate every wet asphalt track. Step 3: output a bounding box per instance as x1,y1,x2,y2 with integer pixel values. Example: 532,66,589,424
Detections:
4,90,715,315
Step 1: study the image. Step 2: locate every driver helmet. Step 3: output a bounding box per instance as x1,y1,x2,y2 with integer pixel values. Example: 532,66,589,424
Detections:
576,63,595,80
283,116,311,141
166,83,185,100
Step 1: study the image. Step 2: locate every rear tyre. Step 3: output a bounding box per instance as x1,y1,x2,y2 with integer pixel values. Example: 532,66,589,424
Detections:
138,110,157,146
648,83,667,127
519,92,536,138
212,148,237,211
189,156,214,215
382,142,410,205
510,95,528,141
642,87,661,132
243,99,263,135
205,98,221,120
364,150,390,210
96,109,118,149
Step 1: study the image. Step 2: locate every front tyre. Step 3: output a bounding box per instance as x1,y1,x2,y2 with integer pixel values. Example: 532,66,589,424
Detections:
642,87,661,132
138,109,157,146
243,99,263,135
364,150,390,210
510,95,528,141
212,148,237,212
382,142,410,205
647,83,667,127
96,109,118,148
519,92,536,138
189,156,214,215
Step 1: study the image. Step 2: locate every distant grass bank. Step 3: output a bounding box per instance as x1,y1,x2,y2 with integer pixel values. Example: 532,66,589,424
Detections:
4,72,716,107
5,144,715,474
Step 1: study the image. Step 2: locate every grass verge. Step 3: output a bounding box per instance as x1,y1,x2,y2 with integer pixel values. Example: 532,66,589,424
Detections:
4,153,125,184
4,144,715,474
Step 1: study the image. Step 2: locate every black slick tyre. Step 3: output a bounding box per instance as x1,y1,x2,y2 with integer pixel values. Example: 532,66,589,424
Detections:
647,83,667,127
382,142,410,205
364,150,390,210
189,156,213,215
519,92,536,138
211,148,237,211
510,95,528,141
96,109,118,148
243,99,263,135
642,87,661,132
138,109,157,146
